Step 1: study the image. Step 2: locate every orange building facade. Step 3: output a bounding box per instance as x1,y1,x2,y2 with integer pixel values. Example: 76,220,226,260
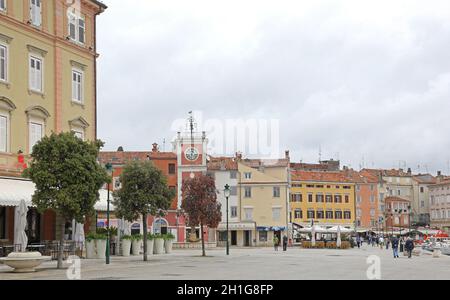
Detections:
98,143,186,241
345,169,380,230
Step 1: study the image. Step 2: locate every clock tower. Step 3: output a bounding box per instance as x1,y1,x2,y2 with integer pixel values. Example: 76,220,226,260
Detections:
173,112,208,210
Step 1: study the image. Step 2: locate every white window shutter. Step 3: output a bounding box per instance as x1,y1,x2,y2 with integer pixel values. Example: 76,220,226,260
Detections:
29,58,35,90
78,19,85,44
69,15,76,40
72,72,76,100
36,59,42,91
0,116,7,152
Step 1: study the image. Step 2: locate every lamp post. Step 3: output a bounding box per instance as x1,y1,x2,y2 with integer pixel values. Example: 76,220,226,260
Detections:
408,205,412,237
224,184,231,256
105,163,113,265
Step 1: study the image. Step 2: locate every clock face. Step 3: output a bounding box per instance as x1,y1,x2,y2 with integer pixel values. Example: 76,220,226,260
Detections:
185,147,199,161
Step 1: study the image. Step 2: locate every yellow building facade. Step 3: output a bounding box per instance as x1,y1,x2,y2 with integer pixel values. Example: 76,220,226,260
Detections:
238,156,290,247
0,0,106,176
290,171,356,229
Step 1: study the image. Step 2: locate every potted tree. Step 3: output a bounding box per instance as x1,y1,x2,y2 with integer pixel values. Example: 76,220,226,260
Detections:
85,233,97,259
96,233,108,259
121,235,132,257
164,233,175,254
131,234,143,256
146,234,155,256
112,161,175,261
153,234,165,254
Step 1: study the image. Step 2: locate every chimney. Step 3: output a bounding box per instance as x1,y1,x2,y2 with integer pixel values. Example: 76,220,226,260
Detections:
437,171,443,183
258,161,265,172
152,143,158,152
117,146,124,152
235,152,242,161
285,150,290,160
407,168,412,175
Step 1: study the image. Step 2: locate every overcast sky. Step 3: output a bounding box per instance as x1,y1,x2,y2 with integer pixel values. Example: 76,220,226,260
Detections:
96,0,450,174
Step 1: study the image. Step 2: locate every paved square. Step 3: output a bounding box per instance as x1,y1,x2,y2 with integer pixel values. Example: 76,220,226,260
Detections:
1,245,449,280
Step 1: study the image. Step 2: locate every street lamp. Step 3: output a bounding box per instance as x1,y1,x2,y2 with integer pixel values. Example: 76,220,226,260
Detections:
105,163,113,265
408,205,412,236
224,184,231,256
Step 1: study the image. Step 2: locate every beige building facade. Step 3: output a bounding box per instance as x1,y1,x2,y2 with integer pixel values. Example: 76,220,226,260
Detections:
0,0,106,176
238,154,290,247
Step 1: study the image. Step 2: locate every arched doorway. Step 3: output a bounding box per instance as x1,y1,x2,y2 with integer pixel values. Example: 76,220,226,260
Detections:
131,223,141,235
153,218,168,235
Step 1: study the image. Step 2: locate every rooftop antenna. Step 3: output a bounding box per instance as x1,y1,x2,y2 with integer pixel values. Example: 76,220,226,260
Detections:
318,144,322,163
162,138,166,152
447,160,450,175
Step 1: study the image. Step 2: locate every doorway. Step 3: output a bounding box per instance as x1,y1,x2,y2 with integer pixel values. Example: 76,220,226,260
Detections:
231,231,237,246
26,208,41,244
244,230,252,247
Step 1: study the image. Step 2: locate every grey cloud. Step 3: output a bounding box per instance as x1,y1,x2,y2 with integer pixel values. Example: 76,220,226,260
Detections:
96,0,450,174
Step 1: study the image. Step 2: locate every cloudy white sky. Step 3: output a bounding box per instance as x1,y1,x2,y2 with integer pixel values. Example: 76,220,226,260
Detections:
96,0,450,174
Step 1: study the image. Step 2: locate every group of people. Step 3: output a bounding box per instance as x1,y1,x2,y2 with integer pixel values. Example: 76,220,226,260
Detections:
355,235,415,258
273,235,288,251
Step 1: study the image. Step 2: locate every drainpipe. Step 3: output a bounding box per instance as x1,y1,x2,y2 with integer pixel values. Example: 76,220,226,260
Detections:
93,11,99,140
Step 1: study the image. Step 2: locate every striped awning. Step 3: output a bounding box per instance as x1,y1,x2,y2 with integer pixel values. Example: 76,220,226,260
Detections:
0,177,35,207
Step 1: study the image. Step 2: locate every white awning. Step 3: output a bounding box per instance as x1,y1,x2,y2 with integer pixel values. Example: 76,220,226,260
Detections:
0,177,114,211
0,178,35,207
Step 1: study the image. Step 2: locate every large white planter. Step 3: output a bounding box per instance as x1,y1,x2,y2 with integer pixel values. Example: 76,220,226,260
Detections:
154,238,165,254
132,240,142,256
0,252,51,273
121,239,132,257
146,240,154,255
86,240,96,259
164,240,174,254
96,239,107,259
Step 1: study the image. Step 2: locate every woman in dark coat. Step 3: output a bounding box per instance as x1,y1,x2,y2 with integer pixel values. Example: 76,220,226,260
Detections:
405,238,415,258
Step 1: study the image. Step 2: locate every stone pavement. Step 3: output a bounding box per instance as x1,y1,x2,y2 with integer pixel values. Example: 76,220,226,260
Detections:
1,244,449,280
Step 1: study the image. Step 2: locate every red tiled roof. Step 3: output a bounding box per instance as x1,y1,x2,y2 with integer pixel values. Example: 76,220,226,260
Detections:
412,174,437,184
344,169,379,183
291,170,352,183
362,168,411,177
430,179,450,187
98,151,176,165
207,156,238,171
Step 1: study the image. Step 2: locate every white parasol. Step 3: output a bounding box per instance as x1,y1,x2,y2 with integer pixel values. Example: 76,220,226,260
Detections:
14,200,28,252
336,226,342,248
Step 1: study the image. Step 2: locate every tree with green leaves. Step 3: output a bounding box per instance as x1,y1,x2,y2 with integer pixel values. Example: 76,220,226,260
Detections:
113,161,175,261
25,132,109,269
181,173,221,257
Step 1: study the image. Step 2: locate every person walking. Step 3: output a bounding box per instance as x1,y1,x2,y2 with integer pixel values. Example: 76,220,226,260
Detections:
405,237,415,258
282,235,288,251
273,235,279,251
400,237,405,253
392,236,399,258
379,236,384,249
356,236,361,249
386,238,390,250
